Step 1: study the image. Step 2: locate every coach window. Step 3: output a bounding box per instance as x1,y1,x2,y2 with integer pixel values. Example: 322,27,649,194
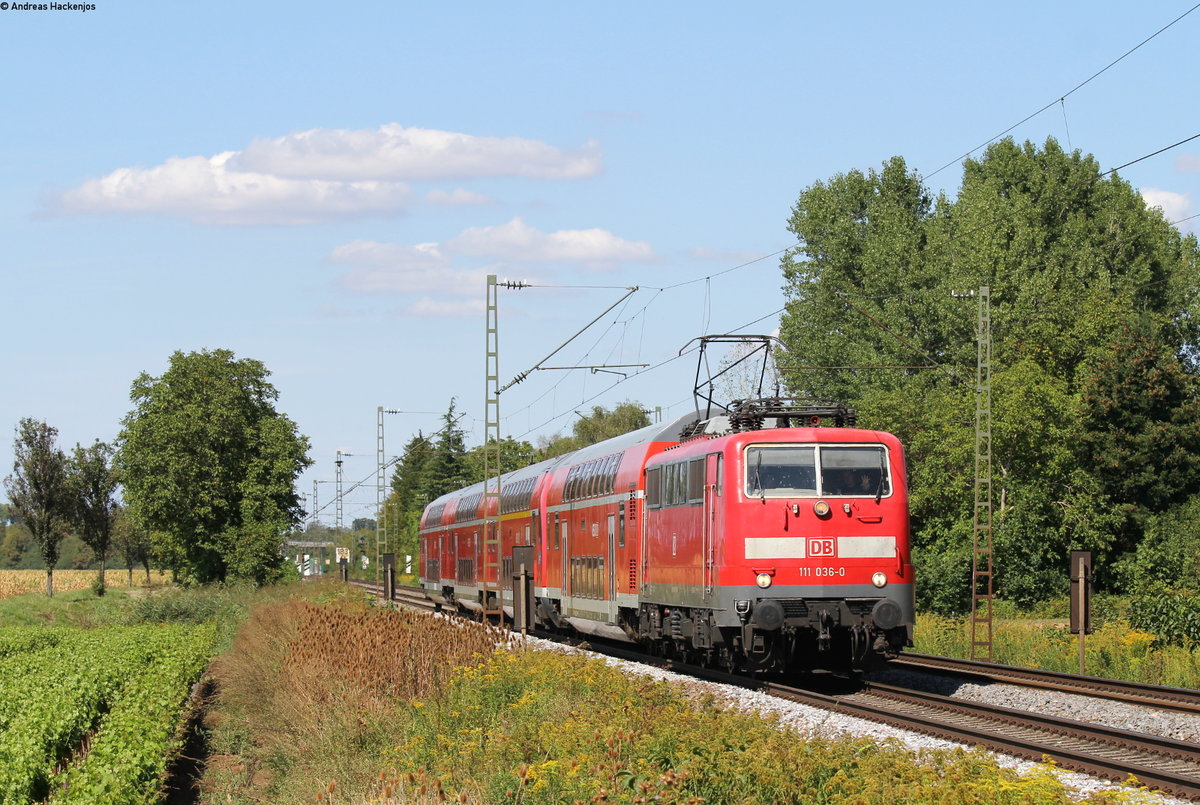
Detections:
554,513,561,549
618,509,626,547
583,461,595,498
587,459,600,497
646,467,662,509
687,457,705,504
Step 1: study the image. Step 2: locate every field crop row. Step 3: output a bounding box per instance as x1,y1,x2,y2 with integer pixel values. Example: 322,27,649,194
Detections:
0,570,170,600
0,623,217,804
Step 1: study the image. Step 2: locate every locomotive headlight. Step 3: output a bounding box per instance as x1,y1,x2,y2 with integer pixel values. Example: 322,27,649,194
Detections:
755,572,773,589
872,571,888,588
813,500,831,517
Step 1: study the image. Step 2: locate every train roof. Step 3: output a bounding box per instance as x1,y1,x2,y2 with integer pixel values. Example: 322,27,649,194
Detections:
549,411,698,468
423,411,700,511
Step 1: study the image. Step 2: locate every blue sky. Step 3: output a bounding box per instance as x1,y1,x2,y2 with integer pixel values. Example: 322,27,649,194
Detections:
3,1,1198,526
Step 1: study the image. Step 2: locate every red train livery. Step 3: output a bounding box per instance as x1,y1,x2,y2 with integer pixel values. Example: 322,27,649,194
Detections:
419,400,914,672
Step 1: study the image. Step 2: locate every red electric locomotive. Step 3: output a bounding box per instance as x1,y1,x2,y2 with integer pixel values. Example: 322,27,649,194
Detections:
637,399,913,672
419,398,914,673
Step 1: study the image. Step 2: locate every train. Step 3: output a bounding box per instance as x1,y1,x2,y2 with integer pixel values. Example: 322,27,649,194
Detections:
418,398,914,673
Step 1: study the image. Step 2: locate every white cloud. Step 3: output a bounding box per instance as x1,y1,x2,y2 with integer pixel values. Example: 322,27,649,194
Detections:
399,298,487,318
1175,154,1200,173
427,188,494,205
53,151,411,225
230,124,603,181
446,217,654,263
328,239,483,296
49,123,601,225
1142,188,1192,222
328,218,653,316
328,239,450,270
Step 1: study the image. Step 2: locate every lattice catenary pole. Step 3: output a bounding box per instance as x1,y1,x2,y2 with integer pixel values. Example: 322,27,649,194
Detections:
970,286,994,662
482,275,503,622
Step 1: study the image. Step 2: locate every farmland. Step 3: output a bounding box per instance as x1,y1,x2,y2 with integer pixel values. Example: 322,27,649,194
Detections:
0,569,170,600
0,623,216,804
0,577,266,804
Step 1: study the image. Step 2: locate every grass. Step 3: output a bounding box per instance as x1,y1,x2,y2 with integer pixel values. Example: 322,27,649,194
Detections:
200,590,1160,805
0,587,147,628
914,597,1200,688
0,577,319,654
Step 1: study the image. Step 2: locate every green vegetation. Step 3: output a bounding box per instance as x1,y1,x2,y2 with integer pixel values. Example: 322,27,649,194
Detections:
4,419,70,596
118,348,312,585
913,599,1200,688
202,590,1149,804
0,621,217,804
65,439,120,594
0,580,333,805
779,138,1200,614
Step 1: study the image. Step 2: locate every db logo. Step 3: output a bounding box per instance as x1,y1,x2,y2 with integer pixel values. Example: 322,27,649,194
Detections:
807,538,835,558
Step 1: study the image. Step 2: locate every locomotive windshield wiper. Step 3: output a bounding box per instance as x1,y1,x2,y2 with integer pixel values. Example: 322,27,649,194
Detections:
875,448,886,504
754,451,766,503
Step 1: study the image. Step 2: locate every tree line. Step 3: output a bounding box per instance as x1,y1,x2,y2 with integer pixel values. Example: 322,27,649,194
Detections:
4,348,311,594
778,137,1200,613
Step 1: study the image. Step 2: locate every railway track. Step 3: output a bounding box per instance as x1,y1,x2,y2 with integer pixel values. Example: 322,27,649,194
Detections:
892,651,1200,714
344,578,439,612
770,678,1200,801
342,581,1200,801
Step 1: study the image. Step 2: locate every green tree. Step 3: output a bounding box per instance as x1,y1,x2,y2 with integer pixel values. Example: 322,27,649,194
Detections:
1076,320,1200,523
112,507,154,585
0,522,31,569
66,439,120,594
117,349,313,584
779,139,1200,611
465,436,537,481
422,400,470,501
537,402,651,459
3,418,69,595
390,432,433,509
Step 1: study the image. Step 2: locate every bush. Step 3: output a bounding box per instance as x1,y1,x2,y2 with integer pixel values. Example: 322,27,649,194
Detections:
1129,582,1200,648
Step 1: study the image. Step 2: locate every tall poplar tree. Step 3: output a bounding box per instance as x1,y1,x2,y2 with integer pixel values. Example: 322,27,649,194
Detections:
4,419,69,596
66,439,120,594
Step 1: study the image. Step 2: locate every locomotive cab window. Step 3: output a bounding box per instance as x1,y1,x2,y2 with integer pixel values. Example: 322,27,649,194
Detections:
819,446,891,497
745,444,891,498
745,446,816,497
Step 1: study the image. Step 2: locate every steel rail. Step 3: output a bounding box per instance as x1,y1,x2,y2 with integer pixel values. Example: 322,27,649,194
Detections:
893,652,1200,714
755,679,1200,801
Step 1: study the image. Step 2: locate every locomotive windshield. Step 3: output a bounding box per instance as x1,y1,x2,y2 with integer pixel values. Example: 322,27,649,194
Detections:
745,445,891,498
